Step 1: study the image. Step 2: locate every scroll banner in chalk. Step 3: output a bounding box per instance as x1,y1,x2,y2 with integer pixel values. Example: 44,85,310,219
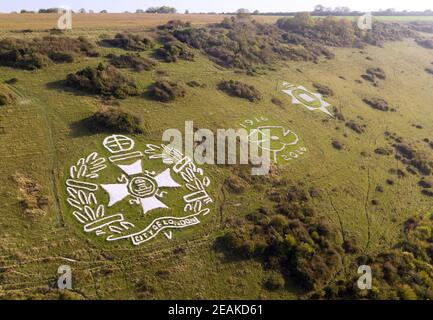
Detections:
123,215,201,245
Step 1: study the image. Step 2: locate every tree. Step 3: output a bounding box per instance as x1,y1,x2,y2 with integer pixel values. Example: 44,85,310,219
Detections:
100,10,108,14
314,5,325,12
79,8,86,14
253,10,260,15
146,6,177,14
136,9,145,13
236,8,251,19
185,9,190,14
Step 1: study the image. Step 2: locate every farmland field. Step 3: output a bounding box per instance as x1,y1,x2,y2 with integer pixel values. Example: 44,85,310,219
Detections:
0,12,433,300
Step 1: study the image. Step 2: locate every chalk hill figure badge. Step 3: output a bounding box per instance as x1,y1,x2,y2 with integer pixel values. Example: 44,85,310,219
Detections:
282,82,334,117
65,135,213,246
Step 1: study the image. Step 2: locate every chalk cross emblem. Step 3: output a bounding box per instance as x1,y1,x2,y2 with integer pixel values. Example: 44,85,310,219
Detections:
65,135,214,246
101,161,181,215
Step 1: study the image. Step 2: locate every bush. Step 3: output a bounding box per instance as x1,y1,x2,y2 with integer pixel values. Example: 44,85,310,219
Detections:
4,78,18,85
225,175,247,194
108,53,157,71
416,38,433,49
363,98,390,112
48,51,74,63
148,80,186,102
331,139,343,150
218,80,262,102
263,274,285,291
366,67,386,80
156,41,195,62
158,16,333,72
102,33,154,51
13,172,48,216
86,106,144,134
186,80,203,88
0,36,99,70
0,86,16,106
313,83,334,96
271,97,284,107
66,63,139,98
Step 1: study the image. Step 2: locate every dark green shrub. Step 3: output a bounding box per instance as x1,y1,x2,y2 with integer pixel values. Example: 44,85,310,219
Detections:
86,106,144,134
66,63,139,98
0,36,99,70
108,53,157,71
186,80,203,87
263,274,285,291
313,83,334,96
48,51,74,63
416,38,433,49
218,80,262,102
225,176,247,194
102,33,154,51
4,78,18,85
363,98,390,112
148,80,186,102
0,86,16,105
156,41,195,62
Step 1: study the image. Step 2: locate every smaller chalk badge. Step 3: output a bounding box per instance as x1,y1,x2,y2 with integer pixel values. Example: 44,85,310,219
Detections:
239,116,308,163
65,135,214,246
282,82,334,117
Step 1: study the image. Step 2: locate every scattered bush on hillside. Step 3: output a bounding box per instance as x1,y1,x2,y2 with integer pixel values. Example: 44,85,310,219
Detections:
156,41,195,62
66,63,139,98
410,22,433,34
277,13,414,48
218,80,262,102
425,68,433,75
0,86,16,106
271,97,284,107
224,175,248,194
317,213,433,299
263,274,285,291
215,183,346,291
313,83,334,97
393,143,433,176
363,97,390,112
416,38,433,49
367,67,386,80
101,33,154,51
13,172,48,217
148,80,186,102
331,139,343,150
186,80,204,88
0,36,99,70
157,17,334,72
84,106,144,134
362,67,386,86
345,120,366,134
4,78,18,85
107,53,157,71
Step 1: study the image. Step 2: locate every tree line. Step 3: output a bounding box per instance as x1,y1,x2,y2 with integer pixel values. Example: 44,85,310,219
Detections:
18,6,178,14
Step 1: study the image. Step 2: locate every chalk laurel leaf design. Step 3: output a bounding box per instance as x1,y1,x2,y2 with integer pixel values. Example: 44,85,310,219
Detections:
69,152,107,179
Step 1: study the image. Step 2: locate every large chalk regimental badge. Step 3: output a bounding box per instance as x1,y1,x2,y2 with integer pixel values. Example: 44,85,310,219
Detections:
65,135,213,246
282,82,333,117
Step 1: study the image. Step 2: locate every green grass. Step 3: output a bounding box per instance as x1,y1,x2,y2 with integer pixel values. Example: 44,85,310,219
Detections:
1,27,433,299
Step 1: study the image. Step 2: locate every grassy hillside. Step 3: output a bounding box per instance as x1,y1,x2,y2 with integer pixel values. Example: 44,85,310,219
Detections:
0,14,433,299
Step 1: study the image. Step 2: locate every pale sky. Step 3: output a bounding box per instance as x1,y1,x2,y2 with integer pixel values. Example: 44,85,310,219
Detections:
0,0,432,13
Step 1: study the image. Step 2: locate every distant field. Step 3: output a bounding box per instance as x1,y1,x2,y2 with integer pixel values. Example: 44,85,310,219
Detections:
0,13,282,31
338,15,433,22
1,13,433,32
